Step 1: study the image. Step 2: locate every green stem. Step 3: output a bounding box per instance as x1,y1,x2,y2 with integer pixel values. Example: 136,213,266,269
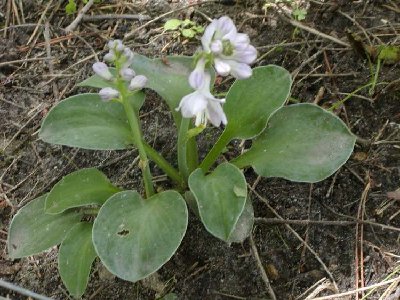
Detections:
369,58,381,95
120,88,155,198
143,142,185,188
186,126,199,174
328,81,387,112
178,117,190,180
199,130,232,173
230,151,251,169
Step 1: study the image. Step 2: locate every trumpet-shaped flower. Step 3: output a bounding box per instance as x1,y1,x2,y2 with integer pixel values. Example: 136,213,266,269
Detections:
177,72,227,127
199,16,257,80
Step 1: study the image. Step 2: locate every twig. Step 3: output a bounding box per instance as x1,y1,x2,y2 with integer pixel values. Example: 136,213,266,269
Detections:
65,0,94,33
279,15,350,48
355,179,370,299
311,275,400,300
0,279,53,300
0,57,47,68
82,14,151,22
297,72,357,77
3,0,12,38
250,186,340,293
2,104,45,152
249,234,277,300
26,0,53,45
291,49,323,80
43,22,59,99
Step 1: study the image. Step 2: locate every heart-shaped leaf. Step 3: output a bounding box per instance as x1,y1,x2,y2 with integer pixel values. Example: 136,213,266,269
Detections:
164,19,182,31
92,190,188,282
130,55,195,125
233,104,356,182
39,93,144,150
8,195,83,259
227,197,254,244
59,222,97,298
45,168,120,214
223,65,292,140
189,163,247,241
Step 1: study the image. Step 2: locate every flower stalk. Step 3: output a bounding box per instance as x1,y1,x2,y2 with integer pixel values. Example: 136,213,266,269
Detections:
120,87,155,198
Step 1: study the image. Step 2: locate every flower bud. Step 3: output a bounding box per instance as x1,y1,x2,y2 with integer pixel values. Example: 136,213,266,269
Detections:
108,40,124,52
129,75,147,90
103,52,115,63
188,58,206,89
99,87,119,101
121,48,134,68
120,67,136,81
92,62,113,81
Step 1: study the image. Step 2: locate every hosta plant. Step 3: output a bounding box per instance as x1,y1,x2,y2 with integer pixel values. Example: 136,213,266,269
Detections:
7,16,355,298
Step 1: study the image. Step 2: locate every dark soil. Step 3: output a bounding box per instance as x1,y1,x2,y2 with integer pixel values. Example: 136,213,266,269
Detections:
1,1,400,299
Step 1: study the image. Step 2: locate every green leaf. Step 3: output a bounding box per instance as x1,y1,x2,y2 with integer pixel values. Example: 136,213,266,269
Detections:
181,29,196,38
164,19,182,31
130,55,199,125
45,168,120,214
77,68,117,89
188,163,247,241
7,195,82,259
223,65,292,140
227,197,254,244
233,104,356,182
293,8,307,21
92,190,188,282
39,93,144,150
59,222,97,298
181,19,194,27
65,0,77,15
193,25,204,33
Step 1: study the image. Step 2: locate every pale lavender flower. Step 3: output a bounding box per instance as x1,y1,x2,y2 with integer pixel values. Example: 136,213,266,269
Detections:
99,87,119,101
92,62,113,81
120,67,135,81
200,16,257,79
103,52,115,63
188,58,206,89
108,40,124,52
122,48,135,69
129,75,147,90
177,72,226,127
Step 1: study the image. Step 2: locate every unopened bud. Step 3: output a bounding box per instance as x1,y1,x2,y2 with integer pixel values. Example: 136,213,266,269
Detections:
99,87,119,101
129,75,147,90
92,62,113,81
108,40,124,52
103,52,115,63
120,67,136,81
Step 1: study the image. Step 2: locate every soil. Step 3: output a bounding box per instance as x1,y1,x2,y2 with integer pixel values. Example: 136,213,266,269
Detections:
1,0,400,299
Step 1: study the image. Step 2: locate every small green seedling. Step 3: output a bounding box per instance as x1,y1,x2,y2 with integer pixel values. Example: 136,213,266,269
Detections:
164,19,204,39
65,0,102,15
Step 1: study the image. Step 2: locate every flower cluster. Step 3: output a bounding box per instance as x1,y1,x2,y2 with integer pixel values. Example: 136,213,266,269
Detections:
92,40,147,101
177,16,257,127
